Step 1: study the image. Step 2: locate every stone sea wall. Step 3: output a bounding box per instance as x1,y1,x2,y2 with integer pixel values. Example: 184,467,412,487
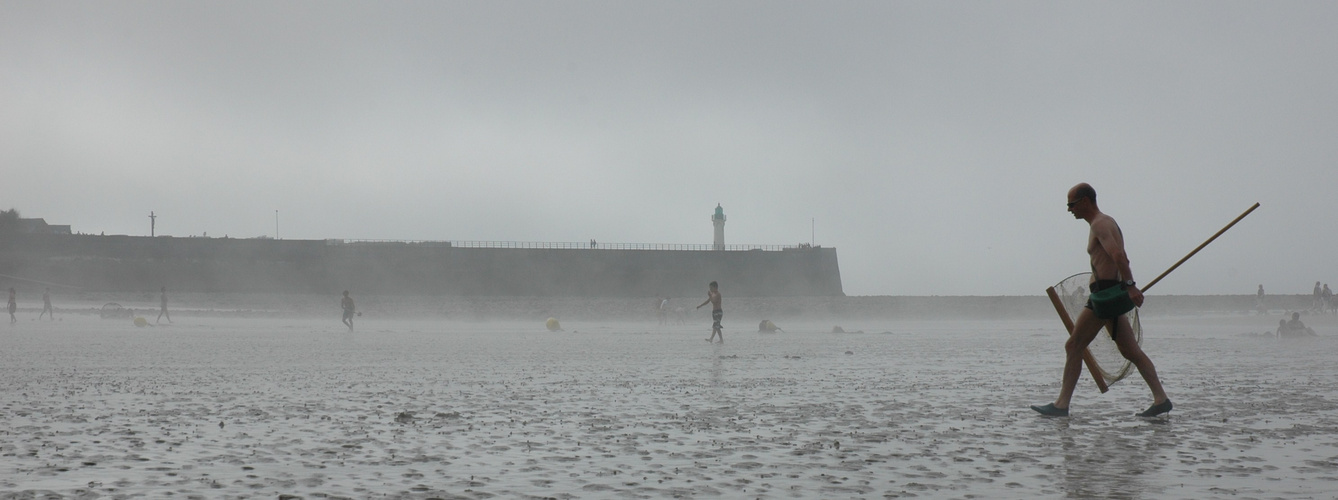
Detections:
0,233,843,298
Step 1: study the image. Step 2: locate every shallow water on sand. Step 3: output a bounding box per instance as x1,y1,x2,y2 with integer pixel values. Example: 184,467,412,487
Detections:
1,314,1336,499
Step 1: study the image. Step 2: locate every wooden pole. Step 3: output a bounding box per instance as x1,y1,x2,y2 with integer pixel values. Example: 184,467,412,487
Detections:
1142,202,1260,293
1046,286,1110,393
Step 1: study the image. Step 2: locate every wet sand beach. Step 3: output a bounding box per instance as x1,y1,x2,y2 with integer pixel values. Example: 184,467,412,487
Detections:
2,311,1336,499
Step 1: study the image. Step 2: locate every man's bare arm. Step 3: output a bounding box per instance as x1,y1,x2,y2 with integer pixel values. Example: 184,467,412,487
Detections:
1093,219,1132,279
1094,219,1144,306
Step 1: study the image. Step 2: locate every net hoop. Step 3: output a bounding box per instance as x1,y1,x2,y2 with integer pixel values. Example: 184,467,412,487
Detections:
1053,272,1140,386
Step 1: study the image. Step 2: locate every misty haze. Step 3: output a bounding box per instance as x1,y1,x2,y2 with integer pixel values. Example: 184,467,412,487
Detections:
2,2,1337,499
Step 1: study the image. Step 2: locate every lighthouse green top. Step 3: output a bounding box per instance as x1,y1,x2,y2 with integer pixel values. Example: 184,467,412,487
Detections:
713,204,724,219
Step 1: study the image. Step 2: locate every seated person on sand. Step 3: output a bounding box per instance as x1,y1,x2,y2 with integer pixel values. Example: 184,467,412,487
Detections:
758,319,783,333
1281,312,1317,336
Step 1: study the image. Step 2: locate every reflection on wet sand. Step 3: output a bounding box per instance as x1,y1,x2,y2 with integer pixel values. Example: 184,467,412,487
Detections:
1054,419,1179,498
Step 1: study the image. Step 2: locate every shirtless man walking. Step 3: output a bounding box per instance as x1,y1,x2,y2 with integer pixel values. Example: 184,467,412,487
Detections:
39,288,54,320
7,288,16,325
1032,183,1172,418
157,286,172,324
696,281,723,343
341,291,356,331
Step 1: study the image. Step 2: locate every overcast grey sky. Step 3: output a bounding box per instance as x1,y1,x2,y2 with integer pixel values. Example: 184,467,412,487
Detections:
2,1,1334,296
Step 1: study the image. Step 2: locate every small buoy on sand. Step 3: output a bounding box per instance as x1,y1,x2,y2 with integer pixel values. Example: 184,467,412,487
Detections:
546,317,562,331
133,317,150,327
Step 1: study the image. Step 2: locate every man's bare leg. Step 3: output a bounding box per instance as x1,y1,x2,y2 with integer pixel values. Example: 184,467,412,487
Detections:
1112,316,1166,400
1111,316,1171,416
1053,308,1105,409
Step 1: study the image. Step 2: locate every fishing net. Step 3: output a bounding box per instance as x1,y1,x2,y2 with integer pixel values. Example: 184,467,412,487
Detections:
1052,272,1140,387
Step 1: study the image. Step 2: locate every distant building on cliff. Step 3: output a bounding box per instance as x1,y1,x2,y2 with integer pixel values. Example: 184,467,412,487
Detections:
17,218,71,235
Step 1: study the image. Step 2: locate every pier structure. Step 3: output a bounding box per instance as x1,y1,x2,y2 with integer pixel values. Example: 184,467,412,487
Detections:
0,206,842,297
1,234,842,297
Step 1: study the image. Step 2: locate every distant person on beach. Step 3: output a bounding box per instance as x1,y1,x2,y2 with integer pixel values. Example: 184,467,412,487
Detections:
1032,183,1171,418
157,286,171,324
39,288,54,320
7,287,16,324
1288,312,1309,330
1256,284,1266,315
696,281,723,343
1313,281,1323,311
1323,284,1333,314
658,297,669,325
1279,312,1317,336
341,291,356,331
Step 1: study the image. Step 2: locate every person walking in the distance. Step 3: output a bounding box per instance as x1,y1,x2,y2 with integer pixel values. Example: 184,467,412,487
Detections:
696,281,723,343
39,288,54,320
157,286,172,324
1032,183,1172,418
1313,281,1323,312
7,288,16,325
341,291,356,331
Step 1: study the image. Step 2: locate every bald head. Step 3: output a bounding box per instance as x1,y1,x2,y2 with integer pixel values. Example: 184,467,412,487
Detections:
1069,183,1097,204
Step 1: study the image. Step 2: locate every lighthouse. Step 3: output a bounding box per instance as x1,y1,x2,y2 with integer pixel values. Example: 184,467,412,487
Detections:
712,204,726,251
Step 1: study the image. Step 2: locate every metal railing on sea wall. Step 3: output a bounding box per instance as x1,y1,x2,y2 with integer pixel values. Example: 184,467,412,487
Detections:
335,240,810,252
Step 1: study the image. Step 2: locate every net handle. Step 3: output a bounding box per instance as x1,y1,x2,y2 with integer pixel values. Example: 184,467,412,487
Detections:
1045,286,1110,393
1141,202,1260,293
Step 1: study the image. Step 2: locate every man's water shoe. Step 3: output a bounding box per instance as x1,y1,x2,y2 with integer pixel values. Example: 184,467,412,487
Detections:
1030,403,1069,417
1137,399,1173,417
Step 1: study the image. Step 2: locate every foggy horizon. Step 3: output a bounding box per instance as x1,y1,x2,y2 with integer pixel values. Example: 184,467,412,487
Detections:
4,2,1336,296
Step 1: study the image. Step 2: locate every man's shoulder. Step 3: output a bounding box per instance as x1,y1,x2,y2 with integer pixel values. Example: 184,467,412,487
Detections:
1089,213,1122,233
